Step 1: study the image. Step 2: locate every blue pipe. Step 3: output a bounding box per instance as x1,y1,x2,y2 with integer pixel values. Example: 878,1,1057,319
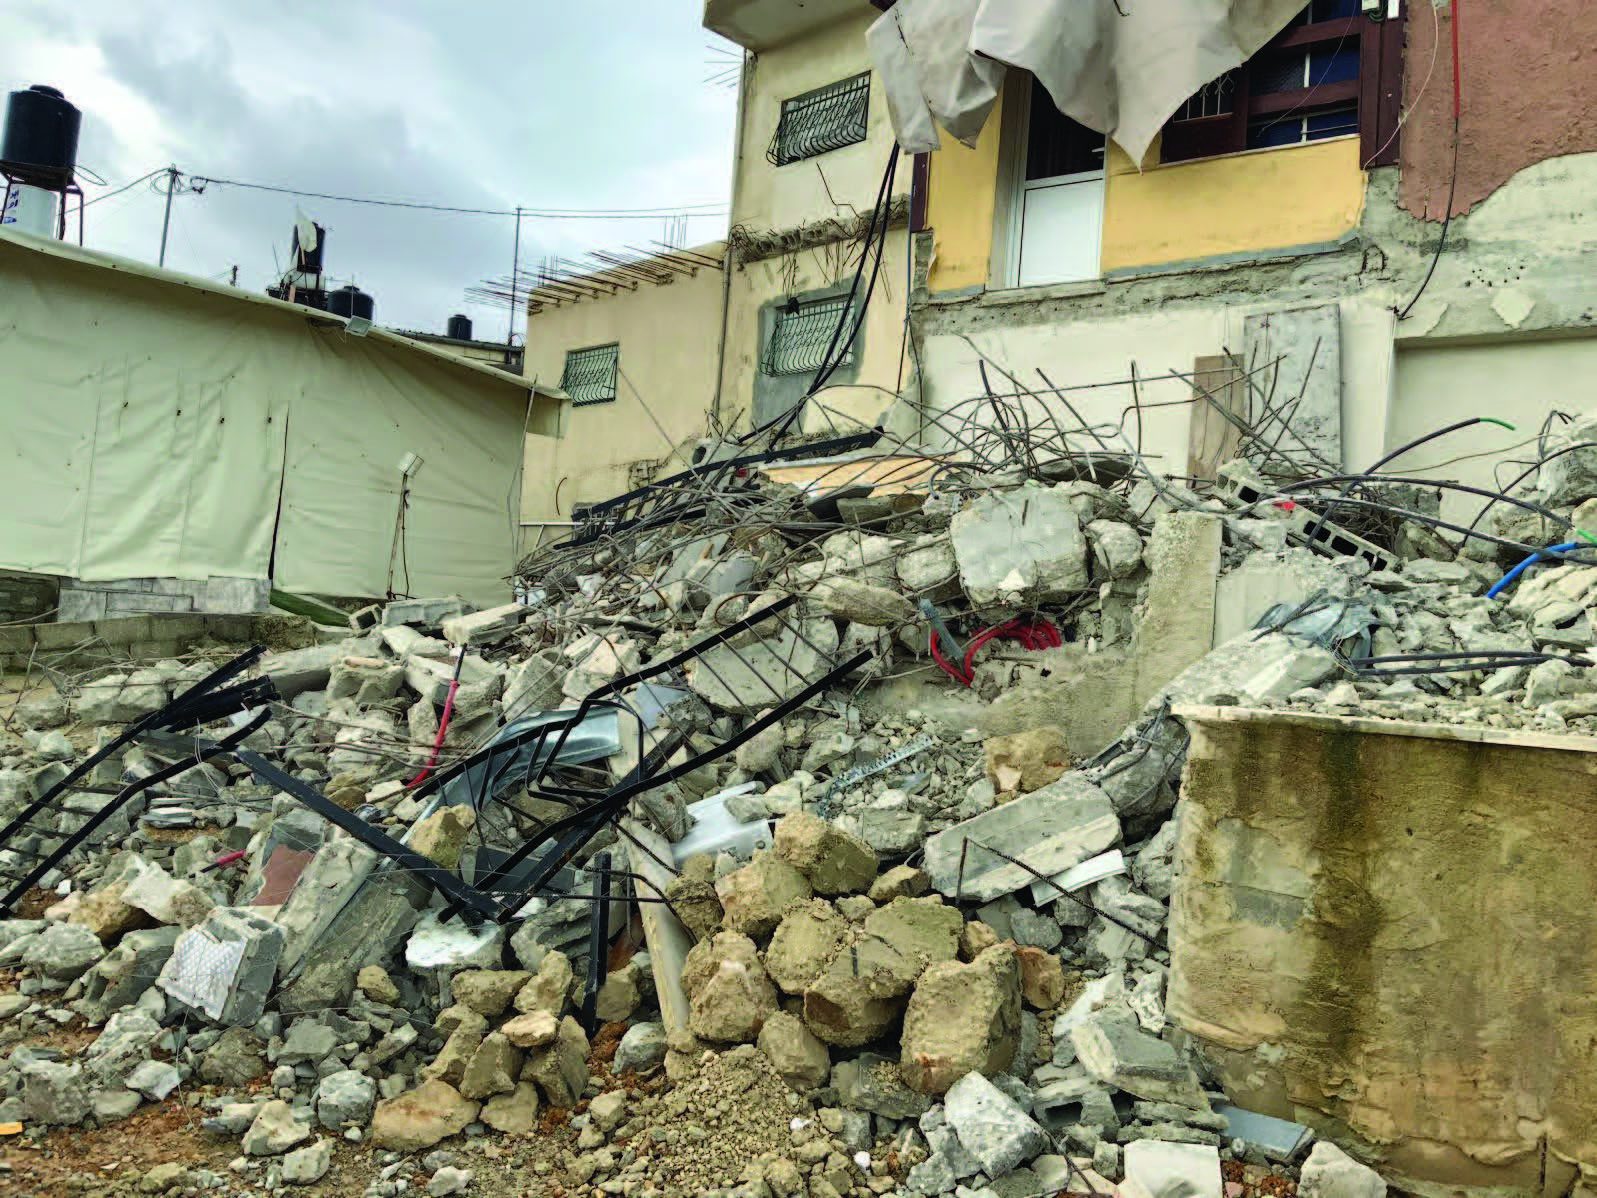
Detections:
1487,542,1580,599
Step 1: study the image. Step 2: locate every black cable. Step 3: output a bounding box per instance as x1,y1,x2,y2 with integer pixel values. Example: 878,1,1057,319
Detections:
1397,110,1460,321
1280,474,1578,542
1467,441,1597,533
1305,417,1506,546
189,174,727,219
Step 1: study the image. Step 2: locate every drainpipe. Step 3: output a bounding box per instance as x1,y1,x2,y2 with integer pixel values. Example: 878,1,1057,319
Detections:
712,50,752,430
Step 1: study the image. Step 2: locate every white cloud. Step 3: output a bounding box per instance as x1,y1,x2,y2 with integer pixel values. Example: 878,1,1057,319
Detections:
0,0,737,332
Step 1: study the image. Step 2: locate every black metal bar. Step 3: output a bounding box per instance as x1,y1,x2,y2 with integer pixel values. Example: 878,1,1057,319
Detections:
580,851,612,1037
231,749,503,924
0,710,270,914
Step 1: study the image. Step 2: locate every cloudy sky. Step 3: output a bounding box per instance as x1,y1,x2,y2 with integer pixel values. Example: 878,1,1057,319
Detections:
2,0,740,337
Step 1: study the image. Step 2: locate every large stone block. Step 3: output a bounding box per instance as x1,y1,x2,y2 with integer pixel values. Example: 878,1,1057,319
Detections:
371,1081,479,1152
682,931,778,1043
716,850,812,938
899,945,1022,1095
923,774,1120,902
773,812,877,895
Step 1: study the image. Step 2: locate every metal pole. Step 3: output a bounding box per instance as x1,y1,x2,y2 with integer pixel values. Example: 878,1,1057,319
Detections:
157,165,177,267
507,205,523,353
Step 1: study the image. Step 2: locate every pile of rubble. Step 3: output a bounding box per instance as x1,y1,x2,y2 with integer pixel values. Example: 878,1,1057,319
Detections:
14,417,1597,1197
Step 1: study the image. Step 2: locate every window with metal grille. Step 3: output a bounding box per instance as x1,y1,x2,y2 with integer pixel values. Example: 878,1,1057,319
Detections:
768,73,871,167
1161,0,1405,167
560,343,618,406
763,297,854,376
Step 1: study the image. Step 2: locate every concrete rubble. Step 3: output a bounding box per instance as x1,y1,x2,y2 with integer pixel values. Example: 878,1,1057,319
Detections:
11,425,1597,1198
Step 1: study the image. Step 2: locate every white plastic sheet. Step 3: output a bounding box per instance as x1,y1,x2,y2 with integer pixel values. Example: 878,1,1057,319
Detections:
869,0,1309,165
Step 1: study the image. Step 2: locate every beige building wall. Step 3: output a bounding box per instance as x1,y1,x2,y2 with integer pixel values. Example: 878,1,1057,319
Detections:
719,8,914,436
519,248,725,540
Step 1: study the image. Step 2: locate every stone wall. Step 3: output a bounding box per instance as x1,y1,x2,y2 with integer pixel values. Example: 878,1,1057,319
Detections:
1168,705,1597,1198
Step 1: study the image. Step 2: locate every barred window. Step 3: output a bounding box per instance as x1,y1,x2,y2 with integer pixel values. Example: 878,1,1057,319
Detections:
763,297,854,376
560,343,618,407
768,73,870,167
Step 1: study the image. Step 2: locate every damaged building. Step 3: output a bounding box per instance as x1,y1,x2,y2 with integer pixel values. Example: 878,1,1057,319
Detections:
5,3,1597,1198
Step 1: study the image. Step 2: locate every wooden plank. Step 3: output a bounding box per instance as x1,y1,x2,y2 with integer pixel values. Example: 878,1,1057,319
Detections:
621,817,693,1037
1187,354,1246,481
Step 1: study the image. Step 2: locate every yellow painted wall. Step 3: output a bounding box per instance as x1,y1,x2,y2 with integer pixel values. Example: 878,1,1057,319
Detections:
720,232,912,435
519,247,725,532
921,101,1367,290
1101,136,1366,272
923,107,1005,294
731,11,908,236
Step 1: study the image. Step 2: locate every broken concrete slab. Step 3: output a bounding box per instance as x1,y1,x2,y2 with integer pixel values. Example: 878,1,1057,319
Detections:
951,483,1089,605
943,1071,1050,1179
686,618,840,714
1071,1001,1206,1108
1122,1141,1223,1198
262,639,375,700
923,773,1120,902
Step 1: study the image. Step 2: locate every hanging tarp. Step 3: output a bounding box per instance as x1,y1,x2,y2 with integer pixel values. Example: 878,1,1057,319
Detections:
868,0,1309,165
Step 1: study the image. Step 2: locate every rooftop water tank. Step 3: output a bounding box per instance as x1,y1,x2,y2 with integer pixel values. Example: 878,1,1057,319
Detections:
447,314,473,341
327,285,374,321
1,85,81,189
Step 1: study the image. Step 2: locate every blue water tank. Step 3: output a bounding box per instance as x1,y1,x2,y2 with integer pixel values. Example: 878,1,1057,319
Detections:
1,85,81,189
447,314,473,341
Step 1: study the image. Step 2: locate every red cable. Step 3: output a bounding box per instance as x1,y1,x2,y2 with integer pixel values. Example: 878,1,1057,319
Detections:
933,617,1062,689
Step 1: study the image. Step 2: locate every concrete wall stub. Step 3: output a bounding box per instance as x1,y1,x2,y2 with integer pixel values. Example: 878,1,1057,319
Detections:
1133,514,1223,707
1168,705,1597,1197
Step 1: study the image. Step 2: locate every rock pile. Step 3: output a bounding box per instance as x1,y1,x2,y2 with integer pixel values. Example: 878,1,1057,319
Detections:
10,437,1573,1198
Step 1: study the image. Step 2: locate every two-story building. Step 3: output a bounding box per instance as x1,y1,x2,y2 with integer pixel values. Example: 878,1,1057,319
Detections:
884,0,1597,520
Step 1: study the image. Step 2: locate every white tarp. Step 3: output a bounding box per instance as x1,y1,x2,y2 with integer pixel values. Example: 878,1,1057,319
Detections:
869,0,1309,165
0,231,558,606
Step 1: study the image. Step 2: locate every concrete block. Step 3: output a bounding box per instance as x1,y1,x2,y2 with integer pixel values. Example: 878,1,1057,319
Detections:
442,603,523,645
951,483,1089,604
943,1071,1050,1179
1070,1002,1206,1108
1122,1141,1223,1198
264,638,374,699
1298,1142,1386,1198
924,773,1119,902
157,907,285,1027
382,597,472,629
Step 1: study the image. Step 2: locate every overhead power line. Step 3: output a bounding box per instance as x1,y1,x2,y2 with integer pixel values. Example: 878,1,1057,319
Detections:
184,173,728,219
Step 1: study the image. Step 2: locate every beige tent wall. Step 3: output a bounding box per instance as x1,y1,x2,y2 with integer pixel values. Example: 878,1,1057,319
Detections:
0,232,555,607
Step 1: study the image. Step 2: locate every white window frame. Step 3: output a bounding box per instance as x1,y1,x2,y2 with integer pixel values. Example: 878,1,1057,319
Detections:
993,77,1106,291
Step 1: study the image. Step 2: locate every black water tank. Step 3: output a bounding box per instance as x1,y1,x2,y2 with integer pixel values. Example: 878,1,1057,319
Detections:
327,285,374,321
447,313,473,341
1,85,81,189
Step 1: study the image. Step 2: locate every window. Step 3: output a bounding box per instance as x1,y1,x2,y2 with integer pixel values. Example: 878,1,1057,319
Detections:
1003,79,1107,288
763,296,854,376
560,343,618,407
768,73,871,166
1161,0,1405,167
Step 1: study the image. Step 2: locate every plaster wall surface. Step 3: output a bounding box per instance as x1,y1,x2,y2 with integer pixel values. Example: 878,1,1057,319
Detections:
730,11,908,237
1169,706,1597,1197
520,254,725,529
1399,0,1597,220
